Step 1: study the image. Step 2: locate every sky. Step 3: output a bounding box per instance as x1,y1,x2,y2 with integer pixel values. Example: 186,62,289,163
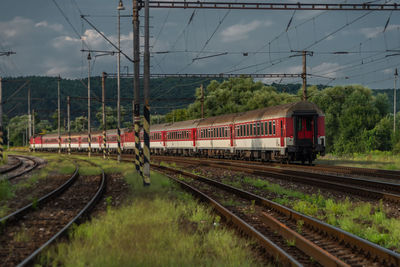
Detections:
1,0,400,89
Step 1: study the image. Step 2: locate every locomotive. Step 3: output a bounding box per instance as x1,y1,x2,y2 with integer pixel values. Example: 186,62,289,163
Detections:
30,100,325,164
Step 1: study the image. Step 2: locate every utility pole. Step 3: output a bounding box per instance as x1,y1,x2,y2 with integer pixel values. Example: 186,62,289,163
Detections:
0,77,3,160
28,85,31,150
7,125,9,151
117,0,125,162
292,50,313,101
395,68,398,133
142,0,151,185
302,51,307,101
133,0,141,174
58,75,61,153
87,52,92,157
200,84,204,119
102,72,107,159
67,96,71,155
32,109,35,152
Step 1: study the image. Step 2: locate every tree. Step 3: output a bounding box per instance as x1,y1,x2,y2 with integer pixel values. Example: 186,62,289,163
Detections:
8,115,29,146
362,116,392,151
71,116,87,132
36,120,53,134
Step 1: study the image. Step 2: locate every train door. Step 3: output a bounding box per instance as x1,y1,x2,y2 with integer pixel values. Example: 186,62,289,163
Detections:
162,131,166,147
192,128,196,147
280,120,285,147
295,116,314,144
230,125,234,147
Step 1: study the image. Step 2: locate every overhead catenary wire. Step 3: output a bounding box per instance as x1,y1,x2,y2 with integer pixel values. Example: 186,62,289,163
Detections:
50,0,91,50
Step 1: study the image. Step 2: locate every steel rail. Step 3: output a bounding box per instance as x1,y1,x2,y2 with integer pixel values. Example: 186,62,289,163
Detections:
0,155,22,174
153,163,400,266
3,155,39,181
209,159,400,192
17,162,106,266
154,156,400,203
154,166,302,266
0,163,79,226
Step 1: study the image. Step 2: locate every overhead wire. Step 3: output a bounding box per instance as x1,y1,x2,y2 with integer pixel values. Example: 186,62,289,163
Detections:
50,0,90,50
176,8,232,74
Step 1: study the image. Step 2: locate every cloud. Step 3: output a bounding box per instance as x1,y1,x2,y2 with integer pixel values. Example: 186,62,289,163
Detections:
0,16,31,38
312,62,340,78
35,21,63,32
221,20,267,42
360,24,400,39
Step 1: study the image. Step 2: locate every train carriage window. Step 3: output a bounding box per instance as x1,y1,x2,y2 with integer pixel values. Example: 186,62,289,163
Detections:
261,122,264,135
265,122,268,135
246,124,249,136
280,120,283,137
257,123,260,136
269,121,272,135
306,118,312,131
297,117,302,132
273,121,276,135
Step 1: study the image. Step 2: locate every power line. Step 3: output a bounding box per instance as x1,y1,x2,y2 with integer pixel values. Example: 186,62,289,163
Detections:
50,0,90,50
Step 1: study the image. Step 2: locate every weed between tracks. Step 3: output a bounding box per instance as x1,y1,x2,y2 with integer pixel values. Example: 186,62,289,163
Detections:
226,176,400,252
41,157,264,267
0,154,75,217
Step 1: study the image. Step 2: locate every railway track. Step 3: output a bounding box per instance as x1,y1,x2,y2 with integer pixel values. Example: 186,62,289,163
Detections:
199,157,400,182
0,159,106,266
0,155,40,182
153,155,400,203
0,155,22,174
153,162,400,267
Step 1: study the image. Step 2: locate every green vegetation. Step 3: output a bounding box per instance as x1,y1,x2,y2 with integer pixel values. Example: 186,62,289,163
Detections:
163,78,395,154
231,176,400,252
317,151,400,170
0,180,14,202
42,169,262,267
5,76,398,155
0,154,75,217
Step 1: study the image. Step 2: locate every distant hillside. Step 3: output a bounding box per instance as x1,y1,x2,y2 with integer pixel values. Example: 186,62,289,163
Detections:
1,76,397,128
1,76,218,127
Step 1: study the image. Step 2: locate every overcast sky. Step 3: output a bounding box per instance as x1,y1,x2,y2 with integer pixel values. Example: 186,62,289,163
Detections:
1,0,400,89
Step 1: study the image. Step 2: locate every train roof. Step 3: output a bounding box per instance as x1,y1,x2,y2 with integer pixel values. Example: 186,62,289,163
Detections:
233,101,324,123
150,101,323,130
152,119,202,131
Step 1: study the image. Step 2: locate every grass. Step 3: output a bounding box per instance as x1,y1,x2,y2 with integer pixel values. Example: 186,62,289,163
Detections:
40,165,264,267
231,176,400,252
0,180,14,201
316,151,400,170
0,154,76,217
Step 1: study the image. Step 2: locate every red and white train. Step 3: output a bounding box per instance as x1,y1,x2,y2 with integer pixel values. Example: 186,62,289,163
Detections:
30,101,325,163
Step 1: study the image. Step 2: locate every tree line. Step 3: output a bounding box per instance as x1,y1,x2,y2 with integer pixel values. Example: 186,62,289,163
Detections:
162,78,396,154
5,77,398,154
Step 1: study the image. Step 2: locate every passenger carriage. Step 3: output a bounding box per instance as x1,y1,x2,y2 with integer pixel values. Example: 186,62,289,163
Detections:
30,101,325,164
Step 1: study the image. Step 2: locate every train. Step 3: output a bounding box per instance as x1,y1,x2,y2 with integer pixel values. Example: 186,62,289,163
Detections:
30,100,325,164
